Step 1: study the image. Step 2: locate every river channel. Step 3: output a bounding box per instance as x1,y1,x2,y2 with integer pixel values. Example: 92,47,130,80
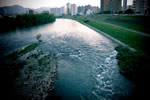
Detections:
0,19,134,100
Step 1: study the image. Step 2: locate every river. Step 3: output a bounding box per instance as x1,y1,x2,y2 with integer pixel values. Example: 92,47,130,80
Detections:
0,19,134,100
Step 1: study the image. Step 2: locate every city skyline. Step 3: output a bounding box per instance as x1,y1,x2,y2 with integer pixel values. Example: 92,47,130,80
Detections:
0,0,133,9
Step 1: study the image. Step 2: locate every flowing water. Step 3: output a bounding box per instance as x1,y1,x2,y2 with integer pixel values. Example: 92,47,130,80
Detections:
0,19,134,100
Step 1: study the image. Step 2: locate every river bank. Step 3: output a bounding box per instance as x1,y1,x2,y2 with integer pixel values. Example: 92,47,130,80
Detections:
64,16,150,55
0,37,58,100
115,45,150,99
63,16,150,99
0,19,135,100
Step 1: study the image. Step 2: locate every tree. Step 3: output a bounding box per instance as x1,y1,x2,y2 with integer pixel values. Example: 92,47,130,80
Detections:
0,13,56,33
103,11,111,14
124,9,134,14
118,11,123,14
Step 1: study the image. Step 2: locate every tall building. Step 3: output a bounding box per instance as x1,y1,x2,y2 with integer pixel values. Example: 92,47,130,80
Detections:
101,0,121,13
108,0,122,13
50,8,62,16
71,4,77,16
66,3,71,15
136,0,144,13
132,0,136,12
101,0,104,13
100,0,109,13
132,0,149,14
78,6,86,15
85,5,92,14
123,0,127,11
61,6,66,15
144,0,150,14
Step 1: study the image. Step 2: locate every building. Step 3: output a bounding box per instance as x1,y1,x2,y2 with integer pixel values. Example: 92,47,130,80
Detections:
29,9,34,14
71,4,77,16
123,0,127,11
127,5,133,10
85,5,92,14
61,6,66,15
136,0,144,13
50,8,62,16
78,5,99,15
50,7,66,16
42,10,49,13
144,0,150,14
100,0,109,13
132,0,150,14
66,3,71,15
132,0,136,12
85,5,92,13
108,0,122,13
100,0,121,14
78,6,86,15
91,6,99,14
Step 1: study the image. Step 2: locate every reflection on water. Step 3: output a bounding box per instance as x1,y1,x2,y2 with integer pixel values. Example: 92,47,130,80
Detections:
0,19,134,100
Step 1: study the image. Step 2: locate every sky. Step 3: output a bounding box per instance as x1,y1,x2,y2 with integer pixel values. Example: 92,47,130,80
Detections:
0,0,133,9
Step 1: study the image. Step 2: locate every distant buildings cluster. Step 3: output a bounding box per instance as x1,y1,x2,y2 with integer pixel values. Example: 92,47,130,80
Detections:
100,0,150,15
49,3,99,16
78,5,99,15
1,0,150,17
0,3,100,17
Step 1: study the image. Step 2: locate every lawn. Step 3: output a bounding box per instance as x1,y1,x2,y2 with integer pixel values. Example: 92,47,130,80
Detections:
69,16,150,55
88,15,150,33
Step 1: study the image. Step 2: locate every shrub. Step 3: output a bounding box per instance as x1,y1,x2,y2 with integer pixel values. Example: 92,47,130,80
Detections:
124,9,134,14
115,45,150,81
83,19,90,23
0,13,56,33
36,34,42,42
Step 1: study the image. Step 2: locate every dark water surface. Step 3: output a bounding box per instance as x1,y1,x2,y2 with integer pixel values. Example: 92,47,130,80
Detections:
0,19,134,100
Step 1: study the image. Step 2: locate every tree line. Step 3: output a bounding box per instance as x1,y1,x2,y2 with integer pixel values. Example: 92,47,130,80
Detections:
0,13,56,33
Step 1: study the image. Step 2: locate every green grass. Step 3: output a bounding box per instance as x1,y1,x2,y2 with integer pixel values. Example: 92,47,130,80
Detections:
72,17,150,54
7,42,39,60
63,16,150,56
87,21,143,49
104,20,145,33
88,15,150,33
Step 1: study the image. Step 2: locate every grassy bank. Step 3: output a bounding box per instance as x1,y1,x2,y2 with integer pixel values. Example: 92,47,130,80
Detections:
65,16,150,98
67,16,150,55
6,42,39,60
88,15,150,33
0,13,56,33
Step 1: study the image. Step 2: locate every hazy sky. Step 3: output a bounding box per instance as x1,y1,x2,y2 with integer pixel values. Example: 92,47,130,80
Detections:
0,0,133,9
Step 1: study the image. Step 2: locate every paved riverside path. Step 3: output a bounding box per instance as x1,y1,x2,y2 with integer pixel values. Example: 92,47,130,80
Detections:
91,19,150,37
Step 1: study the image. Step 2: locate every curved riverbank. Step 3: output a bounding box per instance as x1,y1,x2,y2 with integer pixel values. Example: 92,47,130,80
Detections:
64,16,150,55
67,17,135,51
63,17,150,99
